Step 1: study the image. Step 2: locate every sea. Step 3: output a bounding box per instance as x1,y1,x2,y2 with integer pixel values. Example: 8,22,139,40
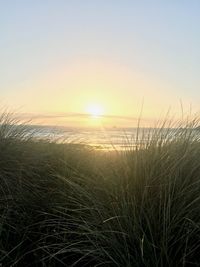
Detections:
29,126,139,150
28,125,196,151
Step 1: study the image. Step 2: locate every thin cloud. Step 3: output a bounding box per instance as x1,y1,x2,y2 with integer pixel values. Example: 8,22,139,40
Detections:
16,112,138,121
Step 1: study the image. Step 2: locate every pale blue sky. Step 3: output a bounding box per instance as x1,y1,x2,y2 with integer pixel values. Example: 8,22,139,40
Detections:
0,1,200,126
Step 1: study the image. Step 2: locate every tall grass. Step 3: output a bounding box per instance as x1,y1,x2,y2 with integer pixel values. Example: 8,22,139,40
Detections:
0,114,200,266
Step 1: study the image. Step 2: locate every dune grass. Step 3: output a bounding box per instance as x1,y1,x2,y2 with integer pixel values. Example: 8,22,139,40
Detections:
0,114,200,266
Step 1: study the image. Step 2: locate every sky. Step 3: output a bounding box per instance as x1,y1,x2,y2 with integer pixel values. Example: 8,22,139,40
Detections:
0,1,200,127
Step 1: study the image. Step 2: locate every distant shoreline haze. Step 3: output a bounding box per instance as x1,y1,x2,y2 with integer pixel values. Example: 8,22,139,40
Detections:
12,111,195,129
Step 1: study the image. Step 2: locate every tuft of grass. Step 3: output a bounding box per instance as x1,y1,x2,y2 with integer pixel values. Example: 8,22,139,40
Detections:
0,113,200,266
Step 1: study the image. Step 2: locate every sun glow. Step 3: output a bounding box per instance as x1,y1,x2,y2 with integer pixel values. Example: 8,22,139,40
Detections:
86,104,104,118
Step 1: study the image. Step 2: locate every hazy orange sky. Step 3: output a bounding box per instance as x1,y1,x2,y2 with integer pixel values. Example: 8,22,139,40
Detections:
1,1,200,127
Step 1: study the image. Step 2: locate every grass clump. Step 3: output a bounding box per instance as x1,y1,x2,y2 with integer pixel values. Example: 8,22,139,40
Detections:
0,114,200,266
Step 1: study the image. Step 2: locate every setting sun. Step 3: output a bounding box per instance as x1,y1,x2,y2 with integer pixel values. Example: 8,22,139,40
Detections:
86,104,105,118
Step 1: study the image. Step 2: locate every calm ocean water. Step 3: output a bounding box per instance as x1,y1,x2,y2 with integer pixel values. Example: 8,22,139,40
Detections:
28,125,196,150
30,126,139,150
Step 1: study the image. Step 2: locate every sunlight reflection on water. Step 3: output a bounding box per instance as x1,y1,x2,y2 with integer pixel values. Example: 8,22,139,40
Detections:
28,126,190,151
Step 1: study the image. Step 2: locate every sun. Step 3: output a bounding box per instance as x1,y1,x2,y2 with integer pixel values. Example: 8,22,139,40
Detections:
86,104,104,118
